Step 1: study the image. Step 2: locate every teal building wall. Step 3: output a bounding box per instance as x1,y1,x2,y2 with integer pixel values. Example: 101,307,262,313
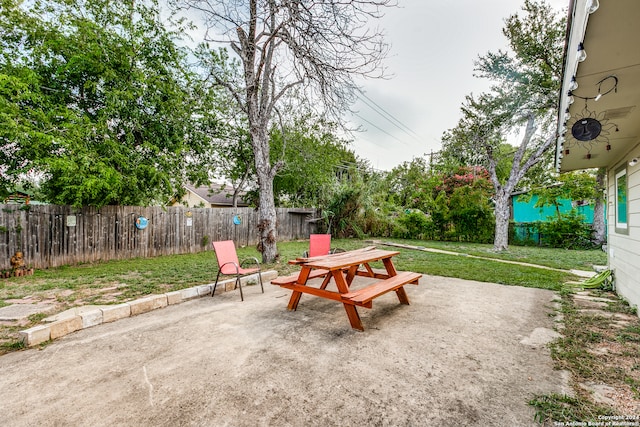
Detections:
511,194,595,223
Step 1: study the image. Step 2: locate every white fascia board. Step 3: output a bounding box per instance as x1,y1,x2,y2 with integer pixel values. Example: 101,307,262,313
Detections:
556,0,596,170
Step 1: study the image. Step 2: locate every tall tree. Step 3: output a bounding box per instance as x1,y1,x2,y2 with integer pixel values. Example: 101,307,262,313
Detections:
525,170,598,218
174,0,393,262
1,0,211,207
0,0,53,199
444,0,565,251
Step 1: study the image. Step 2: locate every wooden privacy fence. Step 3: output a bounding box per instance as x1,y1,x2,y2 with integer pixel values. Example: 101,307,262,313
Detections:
0,205,318,269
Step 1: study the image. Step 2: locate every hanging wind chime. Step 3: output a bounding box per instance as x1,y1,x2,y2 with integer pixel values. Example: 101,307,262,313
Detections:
563,75,619,159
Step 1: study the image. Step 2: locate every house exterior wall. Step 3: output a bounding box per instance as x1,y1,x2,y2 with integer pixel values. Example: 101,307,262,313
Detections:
178,191,208,208
608,142,640,313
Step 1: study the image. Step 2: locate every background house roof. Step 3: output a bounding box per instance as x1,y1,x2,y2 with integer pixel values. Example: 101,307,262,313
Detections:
185,183,249,207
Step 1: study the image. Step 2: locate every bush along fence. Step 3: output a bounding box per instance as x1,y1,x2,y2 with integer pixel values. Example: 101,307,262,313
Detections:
0,205,318,269
509,216,598,249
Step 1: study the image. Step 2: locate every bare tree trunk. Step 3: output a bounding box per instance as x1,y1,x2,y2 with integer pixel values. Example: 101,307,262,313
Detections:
256,174,278,262
493,189,511,252
485,116,554,252
592,167,606,246
251,123,279,262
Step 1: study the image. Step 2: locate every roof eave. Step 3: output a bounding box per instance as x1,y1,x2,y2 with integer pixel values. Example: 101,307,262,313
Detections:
555,0,597,171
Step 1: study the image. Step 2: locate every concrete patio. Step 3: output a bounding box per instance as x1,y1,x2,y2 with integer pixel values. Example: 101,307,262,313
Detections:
0,275,569,426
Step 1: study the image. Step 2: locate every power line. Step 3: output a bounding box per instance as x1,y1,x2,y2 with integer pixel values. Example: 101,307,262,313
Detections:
353,113,408,145
356,89,423,142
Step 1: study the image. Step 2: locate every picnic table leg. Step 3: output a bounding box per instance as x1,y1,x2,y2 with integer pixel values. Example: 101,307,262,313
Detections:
287,267,312,311
382,258,398,276
319,273,333,290
332,270,365,331
382,258,409,304
345,265,359,285
287,292,303,311
344,305,364,331
395,287,410,305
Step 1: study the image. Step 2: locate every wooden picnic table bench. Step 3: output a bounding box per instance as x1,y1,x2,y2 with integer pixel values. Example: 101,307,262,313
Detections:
271,247,422,331
341,271,422,309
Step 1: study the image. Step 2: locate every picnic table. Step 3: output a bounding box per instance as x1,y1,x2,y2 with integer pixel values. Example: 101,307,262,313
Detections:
271,247,422,331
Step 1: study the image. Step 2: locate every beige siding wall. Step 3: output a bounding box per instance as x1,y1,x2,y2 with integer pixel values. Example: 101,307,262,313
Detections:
175,191,209,208
608,142,640,314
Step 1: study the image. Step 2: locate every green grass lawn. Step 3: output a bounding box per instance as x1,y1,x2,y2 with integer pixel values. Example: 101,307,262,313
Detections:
0,239,606,306
381,238,607,271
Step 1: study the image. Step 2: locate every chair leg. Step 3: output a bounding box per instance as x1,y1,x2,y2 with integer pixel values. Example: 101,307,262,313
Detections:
236,276,244,301
258,270,264,293
212,271,222,297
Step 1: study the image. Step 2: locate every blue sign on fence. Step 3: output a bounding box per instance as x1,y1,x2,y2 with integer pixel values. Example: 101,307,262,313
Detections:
135,216,148,230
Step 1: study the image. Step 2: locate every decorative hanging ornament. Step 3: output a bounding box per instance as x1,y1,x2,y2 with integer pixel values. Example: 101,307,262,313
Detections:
135,216,149,230
571,117,602,141
564,75,620,158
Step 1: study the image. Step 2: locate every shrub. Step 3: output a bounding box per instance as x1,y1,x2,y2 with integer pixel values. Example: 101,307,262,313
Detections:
538,210,595,249
393,210,431,240
448,186,494,242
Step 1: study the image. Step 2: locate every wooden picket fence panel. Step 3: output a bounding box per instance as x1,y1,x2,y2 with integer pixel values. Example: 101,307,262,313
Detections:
0,205,318,269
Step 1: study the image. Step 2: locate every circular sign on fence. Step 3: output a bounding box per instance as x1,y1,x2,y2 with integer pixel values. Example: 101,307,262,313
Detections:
135,216,149,230
233,215,242,225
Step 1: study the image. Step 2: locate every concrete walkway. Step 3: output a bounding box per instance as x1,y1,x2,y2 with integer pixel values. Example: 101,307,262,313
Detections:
0,275,568,426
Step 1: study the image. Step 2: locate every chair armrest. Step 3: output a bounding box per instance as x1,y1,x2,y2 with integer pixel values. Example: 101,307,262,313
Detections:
219,261,240,274
331,248,346,254
241,257,261,269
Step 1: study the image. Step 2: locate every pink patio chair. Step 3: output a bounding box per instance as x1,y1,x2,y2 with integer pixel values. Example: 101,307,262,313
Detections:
212,240,263,301
303,234,345,258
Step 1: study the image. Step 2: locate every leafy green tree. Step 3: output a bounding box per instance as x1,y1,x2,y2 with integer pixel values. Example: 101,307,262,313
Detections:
1,0,212,207
524,169,606,246
526,171,598,219
324,160,395,238
431,165,494,241
0,1,55,199
385,156,438,213
271,116,356,208
448,186,495,242
430,191,450,240
191,46,254,206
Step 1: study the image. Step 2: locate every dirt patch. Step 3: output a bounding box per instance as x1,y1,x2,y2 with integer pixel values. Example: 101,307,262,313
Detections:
0,276,567,426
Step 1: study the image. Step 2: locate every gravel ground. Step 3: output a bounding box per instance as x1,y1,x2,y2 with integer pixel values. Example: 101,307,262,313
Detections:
0,275,569,426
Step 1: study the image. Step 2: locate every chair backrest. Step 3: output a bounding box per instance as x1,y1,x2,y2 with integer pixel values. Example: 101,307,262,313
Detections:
308,234,332,258
212,240,240,274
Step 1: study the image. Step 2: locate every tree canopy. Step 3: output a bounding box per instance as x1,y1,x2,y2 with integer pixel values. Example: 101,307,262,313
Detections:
1,0,214,207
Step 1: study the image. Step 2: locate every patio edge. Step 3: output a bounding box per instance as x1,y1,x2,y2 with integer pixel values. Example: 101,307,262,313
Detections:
18,270,278,347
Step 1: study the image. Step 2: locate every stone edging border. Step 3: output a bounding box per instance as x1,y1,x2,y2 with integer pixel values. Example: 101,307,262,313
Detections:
19,270,278,347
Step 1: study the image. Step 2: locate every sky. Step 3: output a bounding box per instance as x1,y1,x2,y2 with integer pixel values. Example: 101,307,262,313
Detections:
347,0,569,171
